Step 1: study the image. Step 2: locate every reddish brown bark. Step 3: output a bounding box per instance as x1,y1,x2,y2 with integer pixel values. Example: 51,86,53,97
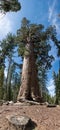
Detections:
17,41,41,101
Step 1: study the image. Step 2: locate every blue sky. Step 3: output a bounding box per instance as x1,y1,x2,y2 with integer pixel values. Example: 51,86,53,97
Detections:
0,0,60,96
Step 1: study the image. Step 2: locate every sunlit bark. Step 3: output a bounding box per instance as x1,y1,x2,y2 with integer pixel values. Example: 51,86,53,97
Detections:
17,40,41,101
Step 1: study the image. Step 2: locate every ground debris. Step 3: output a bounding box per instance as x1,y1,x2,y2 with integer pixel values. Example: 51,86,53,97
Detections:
0,104,60,130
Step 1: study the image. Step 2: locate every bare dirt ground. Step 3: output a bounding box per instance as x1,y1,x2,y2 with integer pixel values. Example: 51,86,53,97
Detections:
0,103,60,130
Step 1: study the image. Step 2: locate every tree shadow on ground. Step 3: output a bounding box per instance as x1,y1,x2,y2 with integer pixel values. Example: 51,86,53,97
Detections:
27,120,37,130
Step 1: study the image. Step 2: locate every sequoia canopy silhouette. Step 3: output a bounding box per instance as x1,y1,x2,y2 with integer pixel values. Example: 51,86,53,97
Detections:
0,0,21,12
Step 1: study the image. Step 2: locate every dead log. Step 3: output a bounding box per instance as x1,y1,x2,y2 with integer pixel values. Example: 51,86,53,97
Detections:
47,104,57,107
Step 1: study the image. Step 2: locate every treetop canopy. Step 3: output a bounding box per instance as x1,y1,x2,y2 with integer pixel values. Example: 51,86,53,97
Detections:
0,0,21,12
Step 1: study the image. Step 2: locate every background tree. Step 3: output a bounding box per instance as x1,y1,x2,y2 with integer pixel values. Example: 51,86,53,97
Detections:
0,33,16,67
53,69,60,104
0,66,4,99
12,71,21,102
0,33,22,101
38,67,48,100
0,33,16,100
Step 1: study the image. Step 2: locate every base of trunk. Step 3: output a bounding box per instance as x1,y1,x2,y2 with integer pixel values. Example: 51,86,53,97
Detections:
17,96,33,102
17,96,43,103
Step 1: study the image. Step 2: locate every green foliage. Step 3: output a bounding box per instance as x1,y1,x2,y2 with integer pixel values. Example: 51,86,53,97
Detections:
0,0,21,12
1,33,16,55
18,42,25,57
46,25,60,57
17,17,56,70
47,94,55,104
0,33,16,68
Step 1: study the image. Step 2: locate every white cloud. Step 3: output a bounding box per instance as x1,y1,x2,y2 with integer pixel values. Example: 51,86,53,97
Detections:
48,7,53,21
0,13,13,39
48,0,60,35
47,79,55,96
48,0,57,21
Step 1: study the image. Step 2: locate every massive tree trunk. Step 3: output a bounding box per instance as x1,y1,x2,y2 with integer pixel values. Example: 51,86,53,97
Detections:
17,41,41,101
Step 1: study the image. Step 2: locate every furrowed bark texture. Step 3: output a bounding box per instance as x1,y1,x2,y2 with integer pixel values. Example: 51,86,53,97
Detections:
17,42,41,101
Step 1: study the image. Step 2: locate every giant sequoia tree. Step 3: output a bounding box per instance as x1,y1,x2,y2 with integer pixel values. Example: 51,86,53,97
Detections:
16,17,59,102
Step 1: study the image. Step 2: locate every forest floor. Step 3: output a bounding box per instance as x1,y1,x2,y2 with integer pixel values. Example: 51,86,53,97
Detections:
0,102,60,130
